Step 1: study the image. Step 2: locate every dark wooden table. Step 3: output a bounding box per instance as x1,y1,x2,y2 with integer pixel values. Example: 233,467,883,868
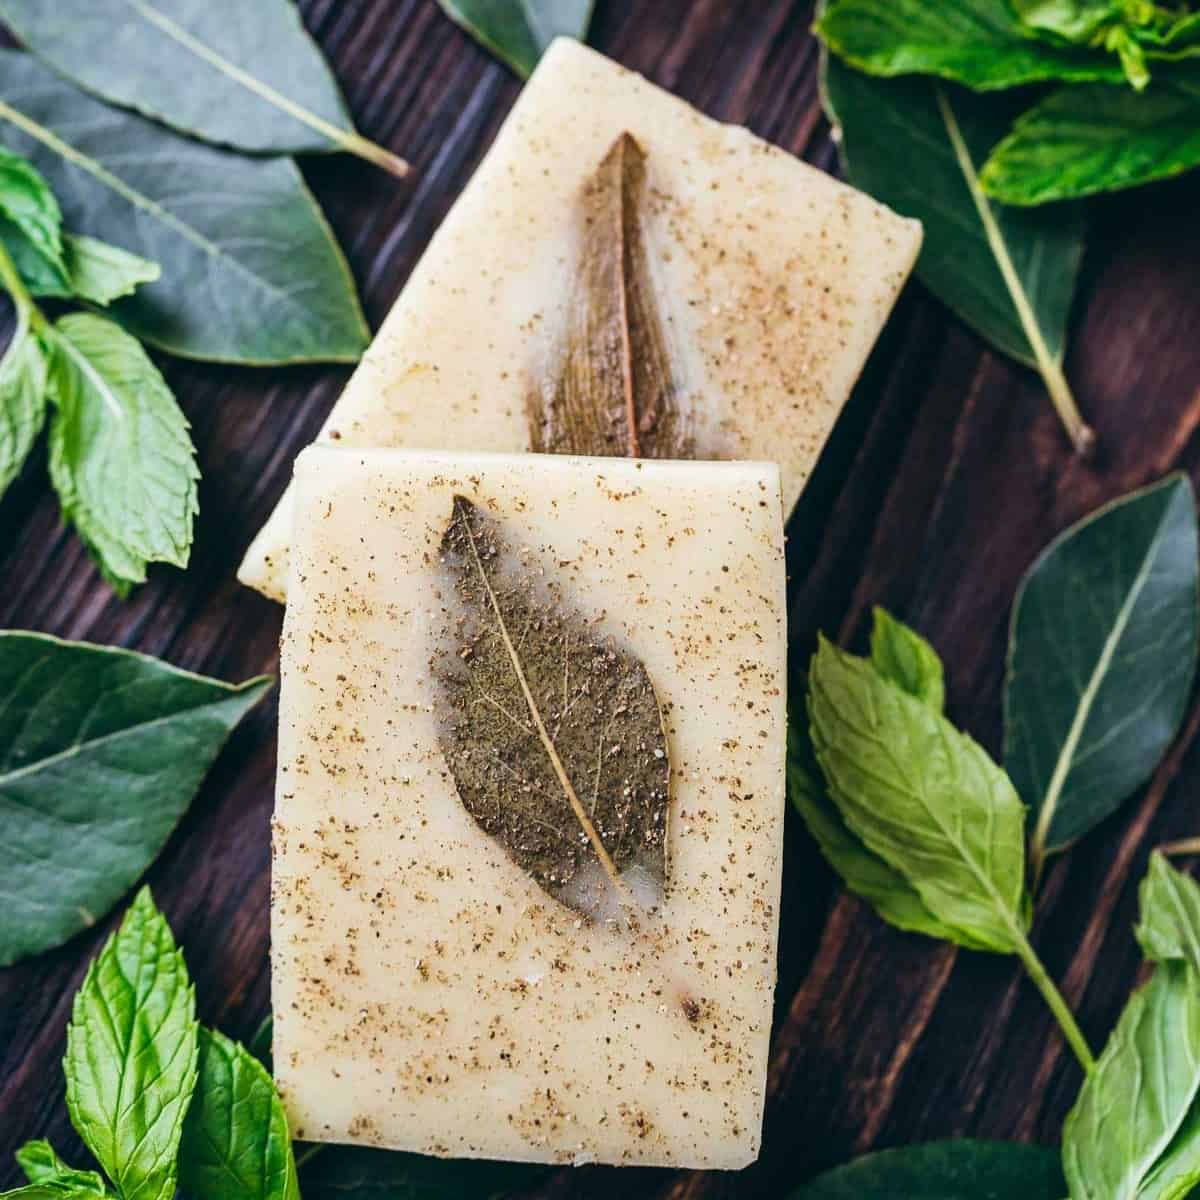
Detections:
3,1,1200,1195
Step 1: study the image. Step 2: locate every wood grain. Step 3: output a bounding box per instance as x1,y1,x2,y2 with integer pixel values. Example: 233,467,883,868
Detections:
2,1,1200,1195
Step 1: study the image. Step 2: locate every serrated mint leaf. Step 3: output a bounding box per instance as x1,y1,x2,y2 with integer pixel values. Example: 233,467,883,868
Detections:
817,0,1123,89
0,310,47,499
981,72,1200,204
179,1027,299,1200
1063,962,1200,1199
0,631,271,966
1005,475,1199,871
1137,852,1200,974
437,1,594,77
65,888,199,1200
869,607,945,712
788,708,983,946
0,145,64,276
791,1139,1065,1198
807,636,1029,954
16,1142,107,1194
0,218,160,307
44,311,198,594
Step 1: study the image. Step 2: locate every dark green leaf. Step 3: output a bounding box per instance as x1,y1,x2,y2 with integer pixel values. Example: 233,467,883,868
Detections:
869,606,945,712
44,312,198,593
16,1141,107,1194
981,71,1200,204
807,636,1029,954
1063,962,1200,1199
0,0,404,172
437,1,595,77
300,1144,544,1200
790,1139,1065,1198
788,708,983,945
0,309,47,499
0,50,370,364
0,145,63,275
820,55,1089,448
0,632,271,965
179,1027,298,1200
1005,475,1199,867
1137,852,1200,973
818,0,1122,89
65,888,199,1200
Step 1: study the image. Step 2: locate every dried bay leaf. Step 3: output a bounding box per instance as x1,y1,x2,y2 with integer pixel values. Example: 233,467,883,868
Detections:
528,133,690,461
435,495,670,922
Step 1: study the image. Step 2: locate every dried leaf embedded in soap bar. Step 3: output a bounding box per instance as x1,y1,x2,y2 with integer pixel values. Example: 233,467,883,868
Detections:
435,495,670,921
528,133,690,460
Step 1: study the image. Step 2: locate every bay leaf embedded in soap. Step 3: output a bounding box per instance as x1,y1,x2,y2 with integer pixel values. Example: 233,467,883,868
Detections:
435,495,670,922
528,133,690,461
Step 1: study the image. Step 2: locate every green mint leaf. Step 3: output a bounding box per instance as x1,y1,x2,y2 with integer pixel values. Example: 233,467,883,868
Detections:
788,708,989,946
64,888,199,1200
300,1144,544,1200
0,309,47,500
807,635,1029,954
817,0,1123,89
0,218,161,307
436,1,594,77
791,1139,1066,1198
1005,475,1199,868
44,311,199,594
0,0,404,173
0,144,64,277
981,72,1200,204
0,50,370,365
179,1027,298,1200
868,607,945,712
1013,0,1123,42
820,55,1089,450
1137,853,1200,973
1063,962,1200,1199
0,631,271,966
16,1142,107,1194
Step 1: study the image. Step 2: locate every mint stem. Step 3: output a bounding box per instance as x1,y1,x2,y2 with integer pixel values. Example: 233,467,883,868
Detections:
1012,929,1096,1074
1160,838,1200,858
0,236,43,331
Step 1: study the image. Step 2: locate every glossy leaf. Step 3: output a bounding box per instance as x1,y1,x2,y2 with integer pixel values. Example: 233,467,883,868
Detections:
16,1141,107,1194
437,0,595,78
1137,852,1200,973
300,1144,543,1200
0,0,404,173
818,0,1122,89
0,144,63,274
0,632,271,965
791,1139,1065,1198
44,312,198,593
0,308,47,499
1063,963,1200,1199
0,50,370,364
869,606,945,712
2,225,161,307
821,54,1090,450
65,888,199,1200
981,73,1200,205
807,636,1029,954
179,1027,299,1200
1005,475,1199,867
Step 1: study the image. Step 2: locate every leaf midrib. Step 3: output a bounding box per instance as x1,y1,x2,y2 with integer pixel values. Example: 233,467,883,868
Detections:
1031,497,1174,857
0,683,259,789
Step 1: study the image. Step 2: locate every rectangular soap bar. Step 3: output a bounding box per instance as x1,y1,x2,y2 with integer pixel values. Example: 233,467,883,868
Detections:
239,37,921,601
272,446,787,1169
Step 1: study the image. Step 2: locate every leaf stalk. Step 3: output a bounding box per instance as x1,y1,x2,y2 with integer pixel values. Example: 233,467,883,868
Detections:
1011,927,1097,1074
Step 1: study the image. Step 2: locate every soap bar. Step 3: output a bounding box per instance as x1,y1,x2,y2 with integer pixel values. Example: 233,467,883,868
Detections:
239,37,921,601
272,446,787,1168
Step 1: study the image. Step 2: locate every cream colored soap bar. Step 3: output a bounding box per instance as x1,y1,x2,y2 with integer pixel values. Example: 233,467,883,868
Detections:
273,446,787,1168
239,38,921,601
